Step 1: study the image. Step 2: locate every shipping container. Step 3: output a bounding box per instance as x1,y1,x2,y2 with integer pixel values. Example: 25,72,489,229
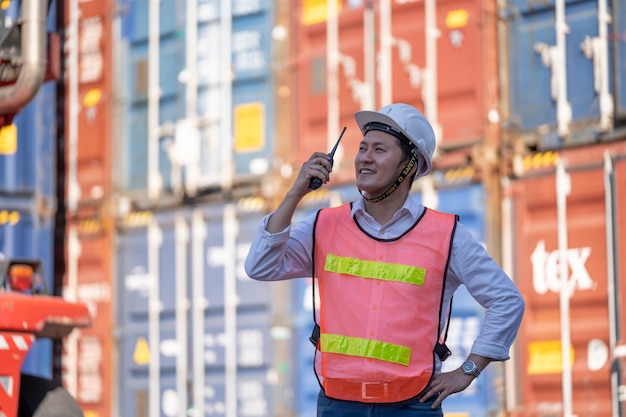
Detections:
61,216,114,417
614,0,626,120
503,0,625,147
506,141,626,416
0,1,58,207
65,0,115,209
115,201,278,417
421,184,501,417
116,0,276,202
290,182,501,417
292,0,500,186
61,0,117,415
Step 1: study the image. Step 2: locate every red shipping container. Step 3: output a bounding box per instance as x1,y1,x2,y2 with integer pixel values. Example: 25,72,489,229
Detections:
506,141,626,417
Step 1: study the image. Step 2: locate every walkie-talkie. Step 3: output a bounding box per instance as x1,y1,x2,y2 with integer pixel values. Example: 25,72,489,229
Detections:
309,126,347,190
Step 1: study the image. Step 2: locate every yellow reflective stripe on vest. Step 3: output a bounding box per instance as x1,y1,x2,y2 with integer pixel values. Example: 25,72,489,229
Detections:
321,333,411,366
324,254,426,286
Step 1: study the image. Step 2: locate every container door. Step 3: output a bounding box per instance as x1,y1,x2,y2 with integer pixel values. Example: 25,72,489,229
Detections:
509,142,626,416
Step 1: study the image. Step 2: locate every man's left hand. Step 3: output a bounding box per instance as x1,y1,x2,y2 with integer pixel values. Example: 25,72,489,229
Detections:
417,368,476,409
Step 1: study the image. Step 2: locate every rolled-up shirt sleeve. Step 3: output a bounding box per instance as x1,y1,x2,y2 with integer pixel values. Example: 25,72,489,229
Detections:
244,213,316,281
447,222,525,361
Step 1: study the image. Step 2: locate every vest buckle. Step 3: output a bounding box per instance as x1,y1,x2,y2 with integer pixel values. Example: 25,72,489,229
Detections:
361,382,388,400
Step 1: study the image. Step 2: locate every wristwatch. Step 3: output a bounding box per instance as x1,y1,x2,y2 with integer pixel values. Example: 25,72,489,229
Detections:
462,360,481,378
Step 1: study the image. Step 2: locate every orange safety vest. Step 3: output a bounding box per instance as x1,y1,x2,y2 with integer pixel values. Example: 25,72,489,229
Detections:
312,204,457,403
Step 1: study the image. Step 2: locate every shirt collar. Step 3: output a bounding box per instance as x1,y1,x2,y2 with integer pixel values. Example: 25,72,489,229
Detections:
351,193,425,224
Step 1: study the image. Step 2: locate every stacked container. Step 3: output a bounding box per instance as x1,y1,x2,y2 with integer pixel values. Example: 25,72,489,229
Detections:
502,0,626,415
61,0,115,415
111,1,281,416
56,0,626,416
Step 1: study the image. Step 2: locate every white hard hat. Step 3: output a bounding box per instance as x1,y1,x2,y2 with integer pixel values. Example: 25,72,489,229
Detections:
355,103,436,177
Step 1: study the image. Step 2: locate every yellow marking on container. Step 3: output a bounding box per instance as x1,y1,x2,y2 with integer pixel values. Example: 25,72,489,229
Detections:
238,196,266,211
133,337,151,365
301,0,342,26
0,124,17,155
83,88,102,107
523,151,560,171
444,166,474,182
234,102,265,153
527,340,574,375
8,211,19,225
125,211,153,227
0,211,20,225
445,9,469,29
80,219,103,234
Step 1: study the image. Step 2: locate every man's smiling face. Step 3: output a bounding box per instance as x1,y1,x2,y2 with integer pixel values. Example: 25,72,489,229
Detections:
355,130,409,196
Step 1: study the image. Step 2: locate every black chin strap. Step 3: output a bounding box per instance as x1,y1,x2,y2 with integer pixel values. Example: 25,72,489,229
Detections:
359,154,417,203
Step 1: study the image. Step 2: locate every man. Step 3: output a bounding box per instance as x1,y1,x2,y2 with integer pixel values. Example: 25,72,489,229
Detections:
245,103,525,416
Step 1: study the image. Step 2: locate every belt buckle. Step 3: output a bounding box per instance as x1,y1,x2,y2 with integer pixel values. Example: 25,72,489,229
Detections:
361,382,388,400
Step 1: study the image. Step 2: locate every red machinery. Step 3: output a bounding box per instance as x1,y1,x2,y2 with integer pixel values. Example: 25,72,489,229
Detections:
0,259,91,417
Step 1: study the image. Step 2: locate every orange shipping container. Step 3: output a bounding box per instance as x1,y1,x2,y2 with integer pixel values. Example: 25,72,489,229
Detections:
291,0,498,183
63,0,114,416
506,141,626,416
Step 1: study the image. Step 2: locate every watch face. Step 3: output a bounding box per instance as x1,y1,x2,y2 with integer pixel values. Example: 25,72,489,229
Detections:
463,361,478,375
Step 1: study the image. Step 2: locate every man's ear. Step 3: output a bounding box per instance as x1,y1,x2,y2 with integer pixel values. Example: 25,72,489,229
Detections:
411,156,422,177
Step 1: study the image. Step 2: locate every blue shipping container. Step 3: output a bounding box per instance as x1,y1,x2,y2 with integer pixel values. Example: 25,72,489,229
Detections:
116,202,274,416
614,0,626,118
0,3,57,202
417,184,496,417
506,0,622,146
117,0,275,195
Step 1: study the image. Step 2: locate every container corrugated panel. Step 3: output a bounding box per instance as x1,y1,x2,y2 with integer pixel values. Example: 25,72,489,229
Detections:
290,183,498,416
293,0,495,185
116,202,275,416
292,279,318,417
63,0,116,415
117,0,186,193
71,0,114,206
613,152,626,414
0,203,55,379
614,0,626,118
0,81,57,201
508,141,626,417
419,184,499,417
65,217,114,417
505,0,622,146
231,1,275,181
117,0,275,198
